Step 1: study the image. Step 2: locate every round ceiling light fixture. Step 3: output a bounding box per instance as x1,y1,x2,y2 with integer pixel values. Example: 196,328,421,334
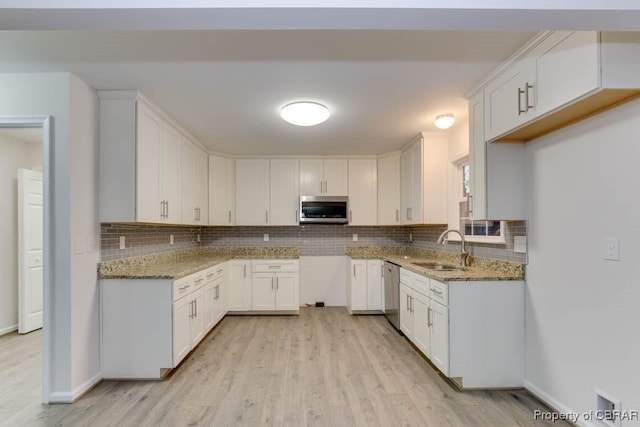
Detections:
280,102,330,126
434,113,455,130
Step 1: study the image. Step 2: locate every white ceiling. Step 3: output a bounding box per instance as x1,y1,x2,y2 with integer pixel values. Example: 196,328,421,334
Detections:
0,30,537,155
2,3,639,156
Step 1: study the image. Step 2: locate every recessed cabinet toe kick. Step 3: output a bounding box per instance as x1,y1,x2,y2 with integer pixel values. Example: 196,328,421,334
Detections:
398,268,525,389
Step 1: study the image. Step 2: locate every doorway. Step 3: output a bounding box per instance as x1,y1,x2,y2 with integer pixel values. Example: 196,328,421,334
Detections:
0,117,51,406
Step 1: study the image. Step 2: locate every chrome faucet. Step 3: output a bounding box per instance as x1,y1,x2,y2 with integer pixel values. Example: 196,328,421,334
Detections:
436,229,469,267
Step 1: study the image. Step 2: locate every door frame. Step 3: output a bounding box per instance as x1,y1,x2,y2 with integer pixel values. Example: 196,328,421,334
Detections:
0,116,52,404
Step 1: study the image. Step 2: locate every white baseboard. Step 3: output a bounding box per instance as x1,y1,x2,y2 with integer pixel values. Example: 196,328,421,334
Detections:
0,324,18,336
48,372,102,404
524,380,595,427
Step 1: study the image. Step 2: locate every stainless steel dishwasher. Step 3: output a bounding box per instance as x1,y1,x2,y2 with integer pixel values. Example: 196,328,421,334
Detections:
383,261,400,331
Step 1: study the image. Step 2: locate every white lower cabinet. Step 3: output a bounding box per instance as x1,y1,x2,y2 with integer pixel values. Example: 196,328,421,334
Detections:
251,260,299,312
101,262,229,379
399,267,524,388
347,258,383,313
227,260,252,311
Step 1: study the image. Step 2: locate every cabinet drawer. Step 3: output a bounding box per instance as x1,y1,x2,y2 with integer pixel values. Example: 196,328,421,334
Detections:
252,259,299,272
203,263,225,281
430,279,448,306
400,268,430,296
173,276,194,301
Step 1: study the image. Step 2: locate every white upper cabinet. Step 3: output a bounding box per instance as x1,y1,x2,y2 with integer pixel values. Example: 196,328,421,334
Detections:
135,100,163,223
347,159,377,226
481,31,640,143
208,155,234,226
299,159,348,196
377,153,401,225
235,159,270,226
269,159,300,225
400,134,448,225
99,90,208,225
181,139,208,225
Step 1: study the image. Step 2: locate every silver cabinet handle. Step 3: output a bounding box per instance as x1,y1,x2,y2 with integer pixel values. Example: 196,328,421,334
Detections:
271,277,274,290
189,300,194,318
228,210,231,223
243,264,246,277
406,294,410,312
518,87,526,115
324,180,328,194
396,209,399,222
349,210,352,223
194,278,204,284
166,200,169,219
194,299,197,317
525,82,534,111
428,307,432,327
353,264,356,276
266,210,269,224
468,194,473,215
320,181,323,193
160,201,164,218
194,207,198,221
431,288,443,295
276,277,279,290
381,264,384,278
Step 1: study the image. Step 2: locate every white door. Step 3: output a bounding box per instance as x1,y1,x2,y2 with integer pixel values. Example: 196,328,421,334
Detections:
180,139,195,224
172,296,192,367
412,292,431,358
399,284,412,338
235,159,270,225
208,155,234,225
323,159,348,196
400,149,413,224
430,300,450,376
18,169,44,334
136,101,162,222
251,273,275,310
349,260,367,311
161,123,182,223
190,288,205,347
366,260,383,311
377,154,401,225
227,261,251,311
299,159,324,196
348,159,377,225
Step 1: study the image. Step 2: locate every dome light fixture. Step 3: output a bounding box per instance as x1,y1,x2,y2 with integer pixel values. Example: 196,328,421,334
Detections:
280,102,330,126
434,113,455,129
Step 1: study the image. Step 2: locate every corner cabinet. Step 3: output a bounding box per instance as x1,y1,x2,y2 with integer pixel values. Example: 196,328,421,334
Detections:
99,90,208,224
208,155,235,225
400,134,448,225
101,262,228,379
482,31,640,143
181,138,208,225
398,267,525,389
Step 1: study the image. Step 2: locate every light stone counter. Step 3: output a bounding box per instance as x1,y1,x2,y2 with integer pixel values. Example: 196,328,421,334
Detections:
98,246,299,280
346,246,524,282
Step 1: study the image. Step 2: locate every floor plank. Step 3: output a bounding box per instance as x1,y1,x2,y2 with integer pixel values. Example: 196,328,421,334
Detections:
0,308,571,426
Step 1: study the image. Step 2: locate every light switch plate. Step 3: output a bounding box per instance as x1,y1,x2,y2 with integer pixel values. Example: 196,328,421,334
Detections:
170,234,174,245
513,236,527,254
119,236,126,250
605,238,620,261
352,233,358,242
264,233,269,242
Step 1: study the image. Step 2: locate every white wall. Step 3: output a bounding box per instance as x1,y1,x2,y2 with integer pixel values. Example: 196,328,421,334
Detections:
0,72,101,402
299,256,347,306
0,134,40,334
524,98,640,424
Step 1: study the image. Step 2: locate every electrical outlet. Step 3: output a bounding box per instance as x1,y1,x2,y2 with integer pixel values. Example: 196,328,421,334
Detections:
605,238,620,261
119,236,126,250
352,233,358,242
170,234,174,245
264,233,269,242
514,236,527,254
409,232,413,242
197,234,201,243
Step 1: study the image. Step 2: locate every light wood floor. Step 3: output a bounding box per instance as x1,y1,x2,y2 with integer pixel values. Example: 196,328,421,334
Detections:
0,307,569,426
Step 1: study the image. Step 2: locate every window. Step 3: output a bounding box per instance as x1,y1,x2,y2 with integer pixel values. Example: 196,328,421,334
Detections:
454,161,505,243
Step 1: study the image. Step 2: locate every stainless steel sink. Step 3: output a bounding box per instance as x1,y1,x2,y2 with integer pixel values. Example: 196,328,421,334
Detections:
412,261,464,272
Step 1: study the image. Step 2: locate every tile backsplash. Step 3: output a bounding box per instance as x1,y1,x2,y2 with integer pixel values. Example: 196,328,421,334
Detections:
101,222,527,263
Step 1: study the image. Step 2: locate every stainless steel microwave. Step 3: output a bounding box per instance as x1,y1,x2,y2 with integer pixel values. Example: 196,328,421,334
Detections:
299,196,349,224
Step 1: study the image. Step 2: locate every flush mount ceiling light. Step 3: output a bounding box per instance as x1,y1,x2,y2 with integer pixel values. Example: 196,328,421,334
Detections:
280,102,330,126
434,113,455,130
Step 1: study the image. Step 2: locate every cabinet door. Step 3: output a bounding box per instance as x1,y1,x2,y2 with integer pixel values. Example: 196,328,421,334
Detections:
400,149,413,224
235,159,270,225
190,288,205,347
202,283,215,332
409,142,423,224
484,58,535,141
349,260,367,311
412,292,431,358
377,154,401,225
180,139,196,224
270,159,300,225
366,260,383,311
136,101,162,223
399,284,413,338
348,159,377,225
535,31,599,117
212,277,225,324
251,273,275,310
227,261,251,311
323,159,348,196
193,146,208,225
299,159,324,196
172,296,192,367
430,300,449,376
469,91,487,220
275,273,299,311
161,123,182,223
209,155,234,225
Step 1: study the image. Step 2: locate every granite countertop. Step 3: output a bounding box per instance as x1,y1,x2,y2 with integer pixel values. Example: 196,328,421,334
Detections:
99,247,299,280
346,247,524,282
